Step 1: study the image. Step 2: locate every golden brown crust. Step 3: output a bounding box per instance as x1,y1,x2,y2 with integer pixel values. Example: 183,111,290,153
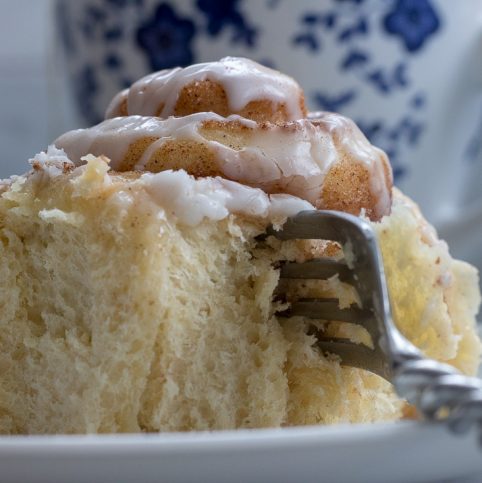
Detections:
174,79,229,117
120,136,159,171
320,156,392,221
94,117,391,221
174,79,306,122
320,157,373,216
118,97,128,117
75,59,392,221
111,78,307,123
311,113,393,220
143,139,224,177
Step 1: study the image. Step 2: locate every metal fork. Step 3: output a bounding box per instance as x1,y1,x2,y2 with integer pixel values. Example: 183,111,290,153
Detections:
266,210,482,438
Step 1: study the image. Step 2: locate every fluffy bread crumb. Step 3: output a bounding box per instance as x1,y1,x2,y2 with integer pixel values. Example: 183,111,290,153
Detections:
373,189,481,375
0,161,479,434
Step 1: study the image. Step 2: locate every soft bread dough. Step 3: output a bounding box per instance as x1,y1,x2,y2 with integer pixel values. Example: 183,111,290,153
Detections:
0,157,479,434
0,57,479,434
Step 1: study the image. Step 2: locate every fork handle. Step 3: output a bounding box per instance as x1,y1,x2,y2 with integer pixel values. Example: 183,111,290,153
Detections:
394,358,482,441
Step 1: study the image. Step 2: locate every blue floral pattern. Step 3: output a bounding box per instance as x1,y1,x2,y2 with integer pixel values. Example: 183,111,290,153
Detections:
105,0,144,7
55,1,76,54
356,112,425,180
73,66,99,124
312,88,427,181
56,0,261,124
196,0,257,47
56,0,448,184
136,3,196,71
384,0,441,52
313,90,357,112
289,0,442,180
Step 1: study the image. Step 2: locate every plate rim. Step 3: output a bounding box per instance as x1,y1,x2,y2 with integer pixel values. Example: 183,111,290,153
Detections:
0,420,463,452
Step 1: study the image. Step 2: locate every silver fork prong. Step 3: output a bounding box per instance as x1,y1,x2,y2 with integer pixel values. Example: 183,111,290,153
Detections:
268,211,418,361
268,210,482,438
448,395,482,434
265,210,366,243
314,335,389,378
265,211,384,307
280,259,354,283
277,298,371,323
394,359,459,404
278,298,380,342
418,374,482,416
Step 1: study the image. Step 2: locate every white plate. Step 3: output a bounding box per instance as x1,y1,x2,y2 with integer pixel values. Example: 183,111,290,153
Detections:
1,421,481,483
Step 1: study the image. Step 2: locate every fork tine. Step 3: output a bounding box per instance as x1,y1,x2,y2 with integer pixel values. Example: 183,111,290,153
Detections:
448,395,482,434
314,335,389,378
277,298,371,323
265,210,372,244
280,259,354,283
267,210,405,377
265,210,383,306
267,212,482,431
278,298,380,341
418,374,482,417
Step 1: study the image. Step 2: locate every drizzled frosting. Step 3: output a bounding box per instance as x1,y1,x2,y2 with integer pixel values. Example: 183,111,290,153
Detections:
55,110,391,218
18,149,315,226
57,113,237,169
308,112,392,219
139,169,314,226
29,145,75,177
49,58,393,222
55,112,335,204
105,57,305,121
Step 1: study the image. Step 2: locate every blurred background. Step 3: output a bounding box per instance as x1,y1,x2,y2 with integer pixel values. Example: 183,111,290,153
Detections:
0,0,75,174
0,0,481,275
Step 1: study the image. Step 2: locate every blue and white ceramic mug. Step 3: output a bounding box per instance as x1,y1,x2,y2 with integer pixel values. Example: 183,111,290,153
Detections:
55,0,482,268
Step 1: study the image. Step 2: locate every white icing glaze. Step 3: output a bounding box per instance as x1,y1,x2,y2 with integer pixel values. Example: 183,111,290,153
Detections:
55,113,340,205
0,176,15,192
21,151,314,226
139,169,314,226
56,112,232,166
106,88,128,117
105,57,304,120
28,145,74,177
268,193,315,220
55,111,392,214
55,111,391,215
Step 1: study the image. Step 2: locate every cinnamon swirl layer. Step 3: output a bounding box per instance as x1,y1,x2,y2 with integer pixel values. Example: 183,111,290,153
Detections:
55,112,392,220
105,57,306,123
